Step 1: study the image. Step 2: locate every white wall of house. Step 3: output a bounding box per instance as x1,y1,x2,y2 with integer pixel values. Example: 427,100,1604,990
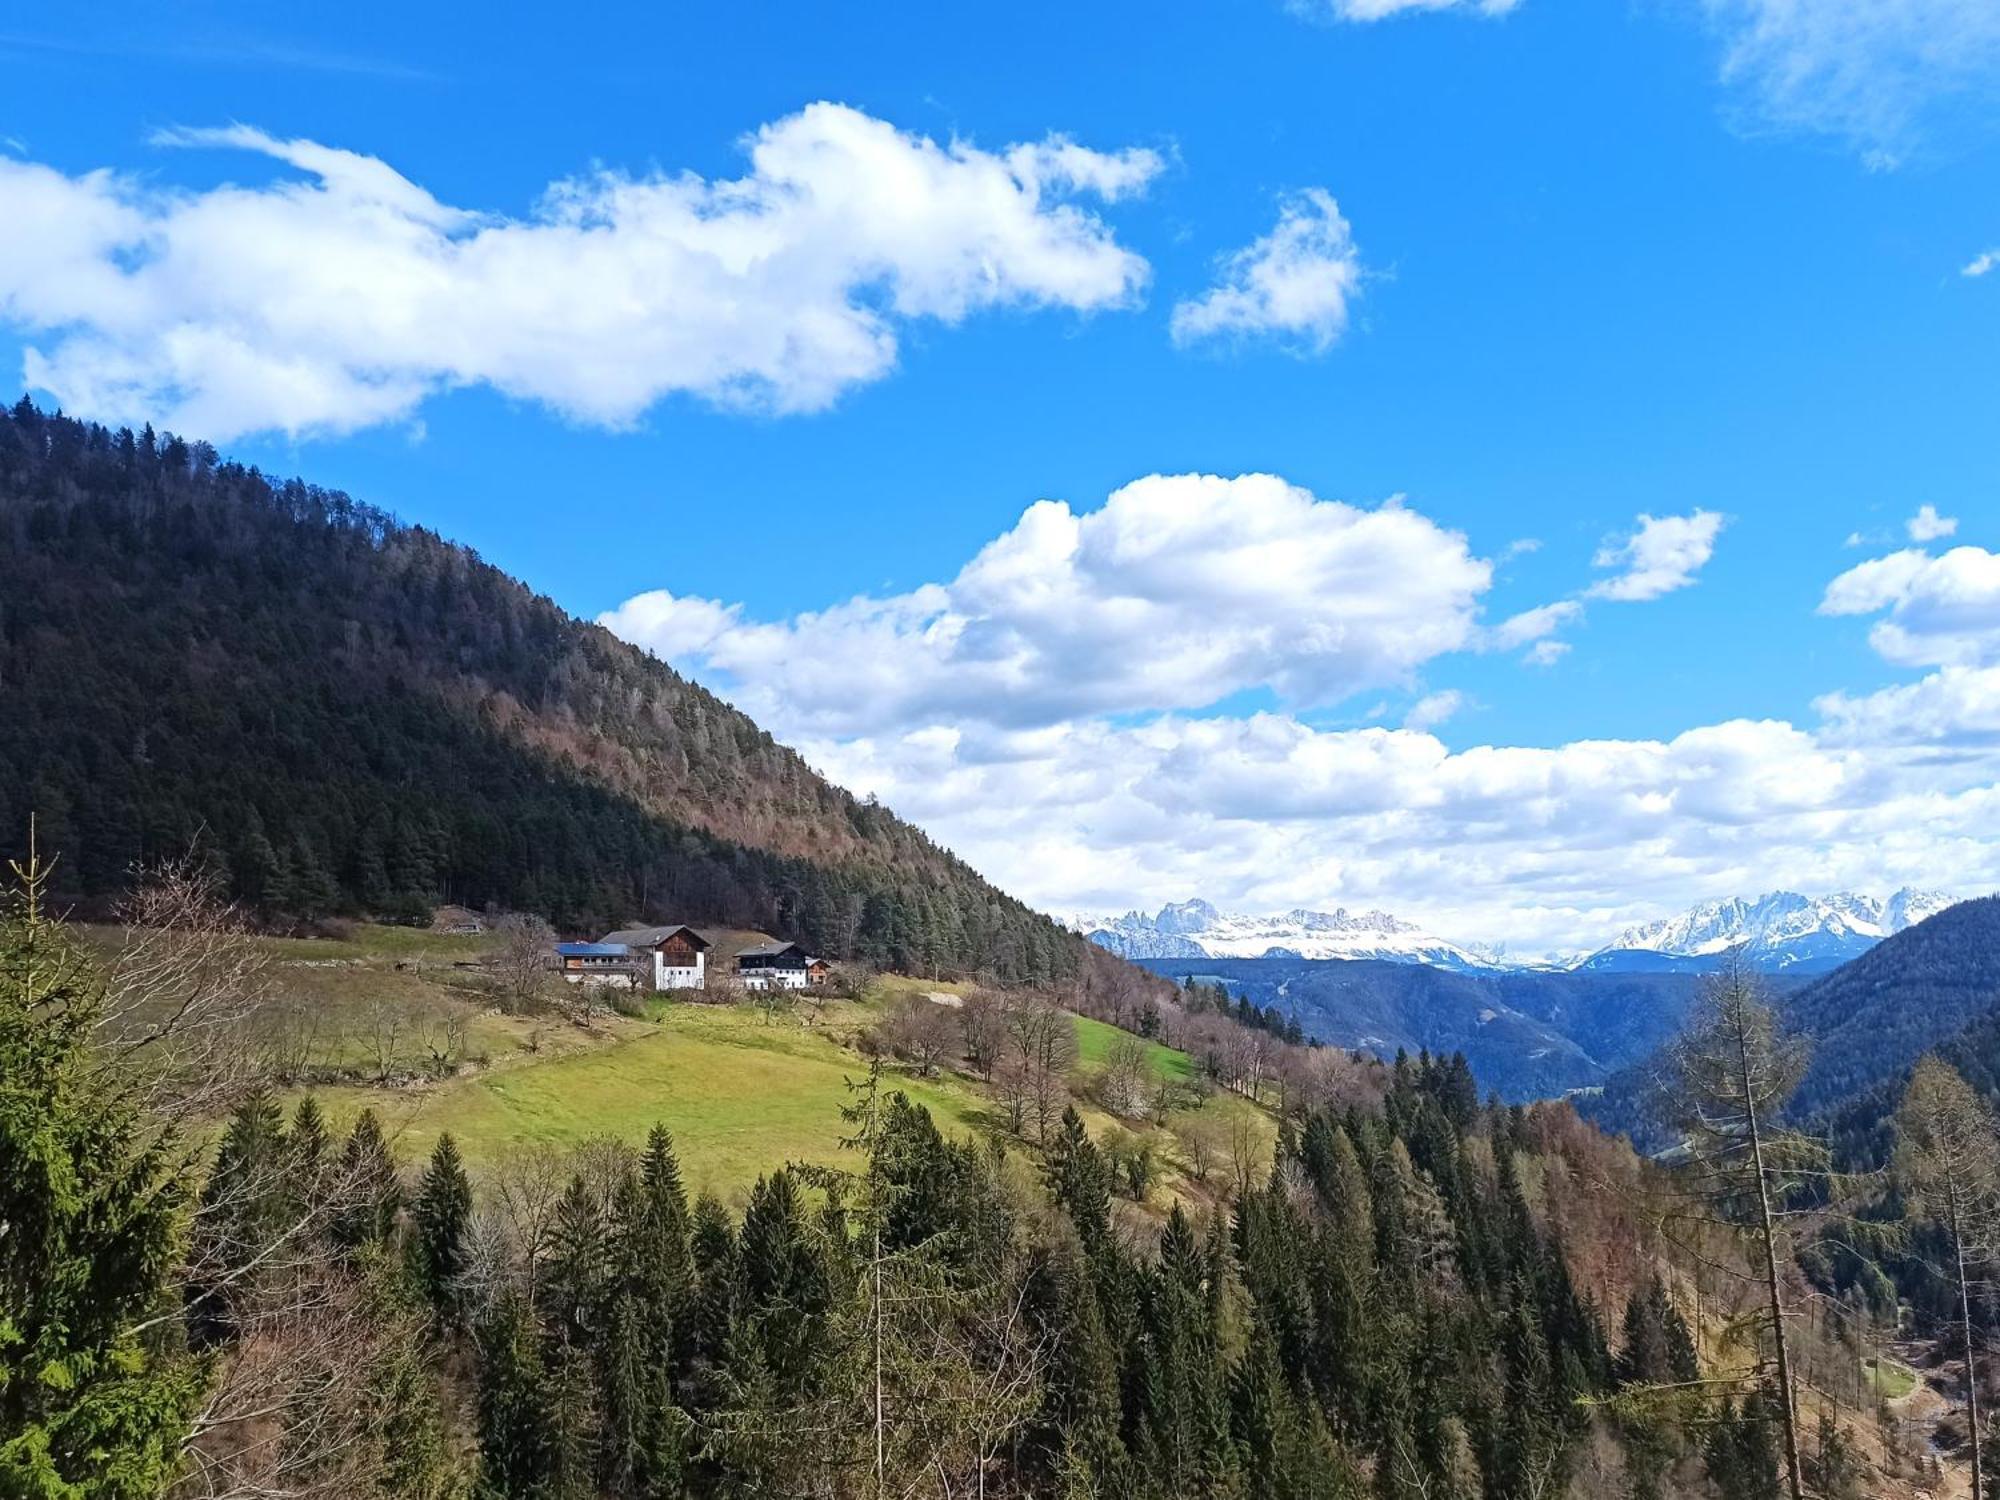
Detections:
742,968,809,991
562,967,638,990
655,949,706,991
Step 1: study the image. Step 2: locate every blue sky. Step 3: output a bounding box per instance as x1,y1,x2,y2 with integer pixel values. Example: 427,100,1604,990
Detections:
4,0,1999,948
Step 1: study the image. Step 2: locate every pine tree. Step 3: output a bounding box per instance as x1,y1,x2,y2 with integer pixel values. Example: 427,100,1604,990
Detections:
333,1108,403,1251
737,1168,830,1399
1705,1392,1782,1500
475,1293,558,1499
1028,1244,1127,1495
187,1086,295,1345
545,1174,609,1346
0,841,202,1497
411,1132,472,1325
289,1094,331,1203
595,1154,689,1498
682,1192,741,1418
1044,1107,1113,1256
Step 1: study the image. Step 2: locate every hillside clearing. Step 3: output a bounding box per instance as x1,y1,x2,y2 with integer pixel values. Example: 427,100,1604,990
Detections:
308,1000,991,1201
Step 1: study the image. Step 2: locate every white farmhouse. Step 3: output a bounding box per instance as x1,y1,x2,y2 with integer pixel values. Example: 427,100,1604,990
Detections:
598,924,712,991
736,939,813,991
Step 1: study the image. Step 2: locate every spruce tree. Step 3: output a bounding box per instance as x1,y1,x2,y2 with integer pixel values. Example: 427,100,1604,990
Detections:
545,1174,608,1346
411,1132,472,1325
0,845,201,1498
333,1108,403,1251
187,1086,295,1345
289,1094,331,1202
682,1192,741,1417
475,1293,557,1499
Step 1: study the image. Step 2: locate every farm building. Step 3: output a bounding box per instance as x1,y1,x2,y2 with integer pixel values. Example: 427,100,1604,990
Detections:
554,941,640,988
598,924,712,991
736,939,815,991
555,926,829,995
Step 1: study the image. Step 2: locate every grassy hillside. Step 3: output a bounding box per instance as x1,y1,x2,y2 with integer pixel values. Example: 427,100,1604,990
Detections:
313,1004,993,1197
0,399,1073,983
233,923,1264,1207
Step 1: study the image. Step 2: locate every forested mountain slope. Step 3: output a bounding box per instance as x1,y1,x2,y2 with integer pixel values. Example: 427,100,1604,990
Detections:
1144,954,1711,1100
1785,894,2000,1115
0,400,1071,981
1581,896,2000,1146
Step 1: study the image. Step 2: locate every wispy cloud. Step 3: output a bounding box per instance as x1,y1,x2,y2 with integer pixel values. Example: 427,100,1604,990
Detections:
1170,189,1363,354
1701,0,2000,160
1967,249,1999,278
1295,0,1517,21
0,29,438,82
1403,689,1467,730
1586,510,1728,602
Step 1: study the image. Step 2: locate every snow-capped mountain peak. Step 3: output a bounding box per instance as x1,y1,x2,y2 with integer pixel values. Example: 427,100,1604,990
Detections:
1077,900,1498,971
1587,888,1957,971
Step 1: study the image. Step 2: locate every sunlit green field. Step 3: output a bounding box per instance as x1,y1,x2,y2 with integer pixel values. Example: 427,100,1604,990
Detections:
310,1000,994,1202
1072,1013,1194,1082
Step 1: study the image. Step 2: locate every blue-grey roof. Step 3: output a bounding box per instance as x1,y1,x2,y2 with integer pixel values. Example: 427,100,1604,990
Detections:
737,941,806,961
557,942,632,957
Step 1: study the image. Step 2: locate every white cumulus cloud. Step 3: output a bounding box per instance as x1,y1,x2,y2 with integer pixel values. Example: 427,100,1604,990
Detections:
603,473,1491,735
1821,543,2000,667
1586,510,1727,602
1170,190,1363,354
1908,503,1959,541
1966,249,1999,277
0,106,1161,440
601,484,1999,951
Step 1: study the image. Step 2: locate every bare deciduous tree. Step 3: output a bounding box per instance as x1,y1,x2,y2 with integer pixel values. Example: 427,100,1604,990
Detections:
97,857,270,1134
1003,994,1077,1145
362,993,406,1082
958,990,1008,1082
1174,1112,1228,1185
1228,1109,1268,1201
1097,1034,1153,1119
490,912,555,1014
876,994,957,1076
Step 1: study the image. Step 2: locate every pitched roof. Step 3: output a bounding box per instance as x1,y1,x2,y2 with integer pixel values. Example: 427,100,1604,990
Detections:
736,940,807,961
598,924,712,950
557,942,633,958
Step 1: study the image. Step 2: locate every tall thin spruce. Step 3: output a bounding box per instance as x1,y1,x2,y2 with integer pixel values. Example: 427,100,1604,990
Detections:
1666,956,1818,1500
841,1059,888,1498
1895,1055,2000,1500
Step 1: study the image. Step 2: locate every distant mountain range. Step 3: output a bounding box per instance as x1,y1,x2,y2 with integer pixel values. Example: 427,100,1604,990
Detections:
1578,888,1956,974
1582,894,2000,1146
1078,898,1507,971
1082,888,1961,977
